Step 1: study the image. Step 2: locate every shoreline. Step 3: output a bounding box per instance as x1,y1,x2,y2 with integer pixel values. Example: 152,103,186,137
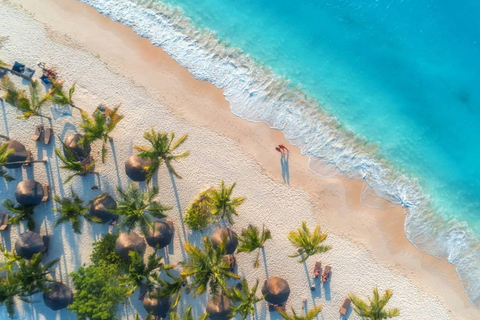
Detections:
1,0,479,318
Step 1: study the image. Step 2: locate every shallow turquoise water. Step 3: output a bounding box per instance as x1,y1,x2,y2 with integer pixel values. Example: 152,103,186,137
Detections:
160,0,480,231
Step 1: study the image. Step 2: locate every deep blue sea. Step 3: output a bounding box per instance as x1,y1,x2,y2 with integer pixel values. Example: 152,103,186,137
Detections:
83,0,480,305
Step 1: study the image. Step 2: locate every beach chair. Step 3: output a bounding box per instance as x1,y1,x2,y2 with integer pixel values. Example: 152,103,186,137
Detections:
42,185,50,202
322,265,332,282
22,67,35,79
32,124,43,141
339,297,351,316
40,74,51,84
12,61,25,73
0,213,9,231
41,235,50,255
43,127,53,145
314,261,322,278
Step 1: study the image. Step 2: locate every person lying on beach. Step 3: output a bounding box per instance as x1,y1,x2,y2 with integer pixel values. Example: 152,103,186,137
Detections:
279,144,289,153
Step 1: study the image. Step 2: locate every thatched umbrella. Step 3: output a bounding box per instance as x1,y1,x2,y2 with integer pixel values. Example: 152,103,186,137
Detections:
3,140,28,169
15,179,44,206
125,154,153,182
261,277,290,305
143,289,171,318
64,133,91,161
89,194,117,223
145,219,174,249
43,282,73,311
15,231,45,259
115,232,146,260
211,228,238,255
206,294,233,320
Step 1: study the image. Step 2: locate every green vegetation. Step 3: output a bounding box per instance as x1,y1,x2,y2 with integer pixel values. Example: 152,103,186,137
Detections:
112,183,171,235
349,287,400,320
55,140,96,183
79,105,124,163
278,305,323,320
226,279,264,320
134,129,189,182
150,267,186,309
169,305,208,320
0,144,15,182
0,76,52,120
49,81,82,111
90,233,127,271
206,180,245,225
181,237,240,296
119,251,164,295
53,189,102,233
0,249,58,318
288,220,331,263
237,224,272,268
184,188,213,230
2,199,35,230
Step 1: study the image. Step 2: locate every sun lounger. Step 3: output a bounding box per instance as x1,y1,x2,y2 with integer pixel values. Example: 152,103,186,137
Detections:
42,185,50,202
32,124,44,141
314,261,322,278
339,297,351,315
22,67,35,79
0,213,9,231
12,61,25,73
43,127,53,145
322,265,332,282
41,235,49,255
40,74,51,84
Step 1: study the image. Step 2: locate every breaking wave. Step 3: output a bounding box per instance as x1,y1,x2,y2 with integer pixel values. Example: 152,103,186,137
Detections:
80,0,480,307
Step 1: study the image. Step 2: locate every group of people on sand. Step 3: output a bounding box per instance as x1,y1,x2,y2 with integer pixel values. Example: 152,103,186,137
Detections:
275,144,289,154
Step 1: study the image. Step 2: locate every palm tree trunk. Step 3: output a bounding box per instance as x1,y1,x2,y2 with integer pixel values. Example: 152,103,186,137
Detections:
38,114,52,120
70,103,83,111
1,159,47,166
0,134,9,140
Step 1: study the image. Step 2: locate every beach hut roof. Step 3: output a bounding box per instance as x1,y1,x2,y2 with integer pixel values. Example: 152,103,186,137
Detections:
145,219,174,249
3,140,28,169
63,133,91,161
43,282,73,311
142,289,171,317
206,294,233,320
15,231,45,259
125,154,153,182
261,277,290,305
15,179,44,206
211,228,238,255
115,232,146,260
89,194,117,223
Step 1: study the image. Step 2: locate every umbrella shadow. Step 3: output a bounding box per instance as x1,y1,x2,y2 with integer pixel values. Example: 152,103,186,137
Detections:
280,152,290,185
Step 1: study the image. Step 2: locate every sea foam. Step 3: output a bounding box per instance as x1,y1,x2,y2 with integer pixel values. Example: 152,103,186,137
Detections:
80,0,480,307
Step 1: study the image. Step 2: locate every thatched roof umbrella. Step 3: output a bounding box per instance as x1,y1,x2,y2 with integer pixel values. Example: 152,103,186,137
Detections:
3,140,28,169
115,232,146,260
145,219,174,249
261,277,290,305
43,282,73,311
15,179,44,206
125,154,153,182
64,133,91,161
15,231,45,259
211,228,238,255
143,289,171,318
206,294,233,320
89,194,117,223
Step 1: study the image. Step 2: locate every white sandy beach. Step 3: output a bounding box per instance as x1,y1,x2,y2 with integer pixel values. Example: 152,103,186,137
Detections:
0,0,479,319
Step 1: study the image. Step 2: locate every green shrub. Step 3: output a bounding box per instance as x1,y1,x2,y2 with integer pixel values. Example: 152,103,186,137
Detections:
90,233,128,271
184,189,213,230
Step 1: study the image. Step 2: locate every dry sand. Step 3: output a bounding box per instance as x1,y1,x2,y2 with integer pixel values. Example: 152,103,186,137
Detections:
0,0,478,319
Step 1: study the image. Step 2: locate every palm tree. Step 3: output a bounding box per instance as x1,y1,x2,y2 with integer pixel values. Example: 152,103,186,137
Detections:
169,305,208,320
181,237,240,296
55,140,97,183
3,199,36,230
226,279,264,320
0,272,21,318
288,221,331,263
151,267,186,309
120,251,164,295
0,76,52,120
48,81,83,111
112,183,171,235
79,105,124,163
277,305,323,320
53,189,102,233
134,128,189,182
237,224,272,268
0,143,15,182
206,181,245,225
15,253,58,297
349,287,400,320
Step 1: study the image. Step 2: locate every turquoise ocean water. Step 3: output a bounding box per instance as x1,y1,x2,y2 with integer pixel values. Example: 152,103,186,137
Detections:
82,0,480,305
